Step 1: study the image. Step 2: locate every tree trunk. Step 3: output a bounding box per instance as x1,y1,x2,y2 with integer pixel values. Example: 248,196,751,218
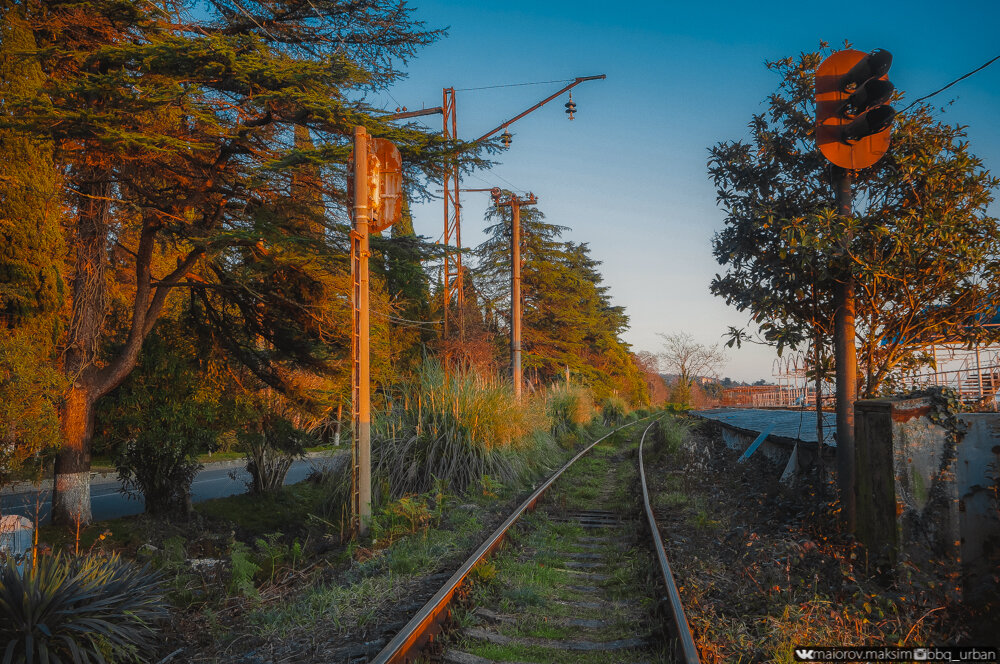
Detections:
52,385,95,525
52,170,110,526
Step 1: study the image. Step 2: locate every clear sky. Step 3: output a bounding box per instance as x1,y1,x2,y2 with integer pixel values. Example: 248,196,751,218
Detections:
373,0,1000,383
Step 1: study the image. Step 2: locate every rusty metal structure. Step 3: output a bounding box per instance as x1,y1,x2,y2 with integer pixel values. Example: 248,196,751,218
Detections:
350,129,403,534
441,88,463,341
384,76,605,344
491,190,537,399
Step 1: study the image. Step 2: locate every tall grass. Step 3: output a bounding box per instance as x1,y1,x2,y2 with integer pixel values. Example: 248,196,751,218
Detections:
598,394,629,425
370,362,558,500
648,415,691,460
545,383,595,442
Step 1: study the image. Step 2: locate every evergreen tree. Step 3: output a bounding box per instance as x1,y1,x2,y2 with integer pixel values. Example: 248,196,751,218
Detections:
474,196,647,403
2,0,489,524
0,3,66,485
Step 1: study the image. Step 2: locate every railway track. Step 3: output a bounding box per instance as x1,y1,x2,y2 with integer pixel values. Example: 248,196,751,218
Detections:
370,416,700,664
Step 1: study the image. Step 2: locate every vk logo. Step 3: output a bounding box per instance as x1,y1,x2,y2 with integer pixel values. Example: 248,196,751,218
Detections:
795,650,816,661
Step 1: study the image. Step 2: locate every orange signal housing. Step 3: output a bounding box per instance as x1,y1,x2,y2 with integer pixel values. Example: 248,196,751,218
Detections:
815,49,892,170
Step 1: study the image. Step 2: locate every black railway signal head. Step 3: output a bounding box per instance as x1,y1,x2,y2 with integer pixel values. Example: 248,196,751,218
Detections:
840,48,893,89
816,48,897,169
841,105,897,144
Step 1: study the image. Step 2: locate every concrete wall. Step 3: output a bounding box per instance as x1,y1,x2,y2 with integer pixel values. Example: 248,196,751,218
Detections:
954,414,1000,599
855,397,1000,596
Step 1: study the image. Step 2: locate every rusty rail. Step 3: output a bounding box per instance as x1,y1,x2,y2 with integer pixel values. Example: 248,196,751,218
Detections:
638,418,702,664
369,417,650,664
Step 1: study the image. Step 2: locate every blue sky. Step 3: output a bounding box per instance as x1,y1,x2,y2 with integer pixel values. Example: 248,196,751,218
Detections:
373,0,1000,382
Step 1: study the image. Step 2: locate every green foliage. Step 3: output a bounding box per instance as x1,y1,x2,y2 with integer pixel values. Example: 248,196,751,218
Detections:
0,7,64,333
228,542,261,599
99,322,223,517
709,44,1000,396
237,416,314,495
474,196,648,406
368,361,558,500
0,8,67,488
0,326,66,486
369,493,443,550
598,395,628,426
252,533,303,585
649,416,690,459
0,553,167,664
545,383,595,442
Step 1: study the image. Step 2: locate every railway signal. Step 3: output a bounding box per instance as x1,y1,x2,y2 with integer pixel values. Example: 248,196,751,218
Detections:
814,48,895,533
815,48,896,170
349,126,402,535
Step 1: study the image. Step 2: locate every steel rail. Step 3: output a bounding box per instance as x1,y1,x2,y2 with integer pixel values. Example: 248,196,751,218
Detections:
369,416,651,664
638,419,702,664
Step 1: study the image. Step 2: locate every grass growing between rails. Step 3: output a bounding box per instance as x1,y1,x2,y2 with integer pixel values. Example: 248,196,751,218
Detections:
450,424,668,664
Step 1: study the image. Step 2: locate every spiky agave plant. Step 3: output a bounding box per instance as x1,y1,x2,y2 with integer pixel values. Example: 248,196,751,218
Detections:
0,552,168,664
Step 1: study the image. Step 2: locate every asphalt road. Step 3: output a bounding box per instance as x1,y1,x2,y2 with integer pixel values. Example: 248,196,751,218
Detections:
0,452,347,523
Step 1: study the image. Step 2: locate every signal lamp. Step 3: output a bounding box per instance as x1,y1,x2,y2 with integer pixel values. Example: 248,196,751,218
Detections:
815,48,896,169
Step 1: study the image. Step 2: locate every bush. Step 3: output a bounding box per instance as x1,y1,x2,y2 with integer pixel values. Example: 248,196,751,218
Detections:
0,553,168,663
546,383,594,441
101,323,224,517
649,415,690,459
116,432,203,517
598,395,628,426
238,416,314,495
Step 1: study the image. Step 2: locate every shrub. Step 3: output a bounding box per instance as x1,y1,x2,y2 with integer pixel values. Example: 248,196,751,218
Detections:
546,383,594,441
0,553,167,663
115,432,203,517
598,395,628,426
238,416,314,495
102,324,224,517
650,415,690,459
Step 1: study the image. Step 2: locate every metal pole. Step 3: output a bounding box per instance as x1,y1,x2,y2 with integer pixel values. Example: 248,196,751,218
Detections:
511,195,522,400
352,126,372,534
441,89,452,343
976,342,984,399
833,167,857,533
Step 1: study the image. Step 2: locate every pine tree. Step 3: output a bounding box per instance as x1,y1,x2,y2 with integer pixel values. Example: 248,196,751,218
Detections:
0,3,66,485
3,0,489,523
474,196,647,403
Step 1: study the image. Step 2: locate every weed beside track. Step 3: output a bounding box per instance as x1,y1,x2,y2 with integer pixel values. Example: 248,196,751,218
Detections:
645,416,985,664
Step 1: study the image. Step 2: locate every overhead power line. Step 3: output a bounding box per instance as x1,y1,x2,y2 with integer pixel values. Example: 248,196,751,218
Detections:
455,78,575,92
900,54,1000,113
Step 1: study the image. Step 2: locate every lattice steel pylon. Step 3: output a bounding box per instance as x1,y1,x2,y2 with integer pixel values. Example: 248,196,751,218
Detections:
441,87,464,342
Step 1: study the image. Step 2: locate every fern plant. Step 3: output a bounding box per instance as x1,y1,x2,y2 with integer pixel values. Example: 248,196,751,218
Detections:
0,553,167,664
